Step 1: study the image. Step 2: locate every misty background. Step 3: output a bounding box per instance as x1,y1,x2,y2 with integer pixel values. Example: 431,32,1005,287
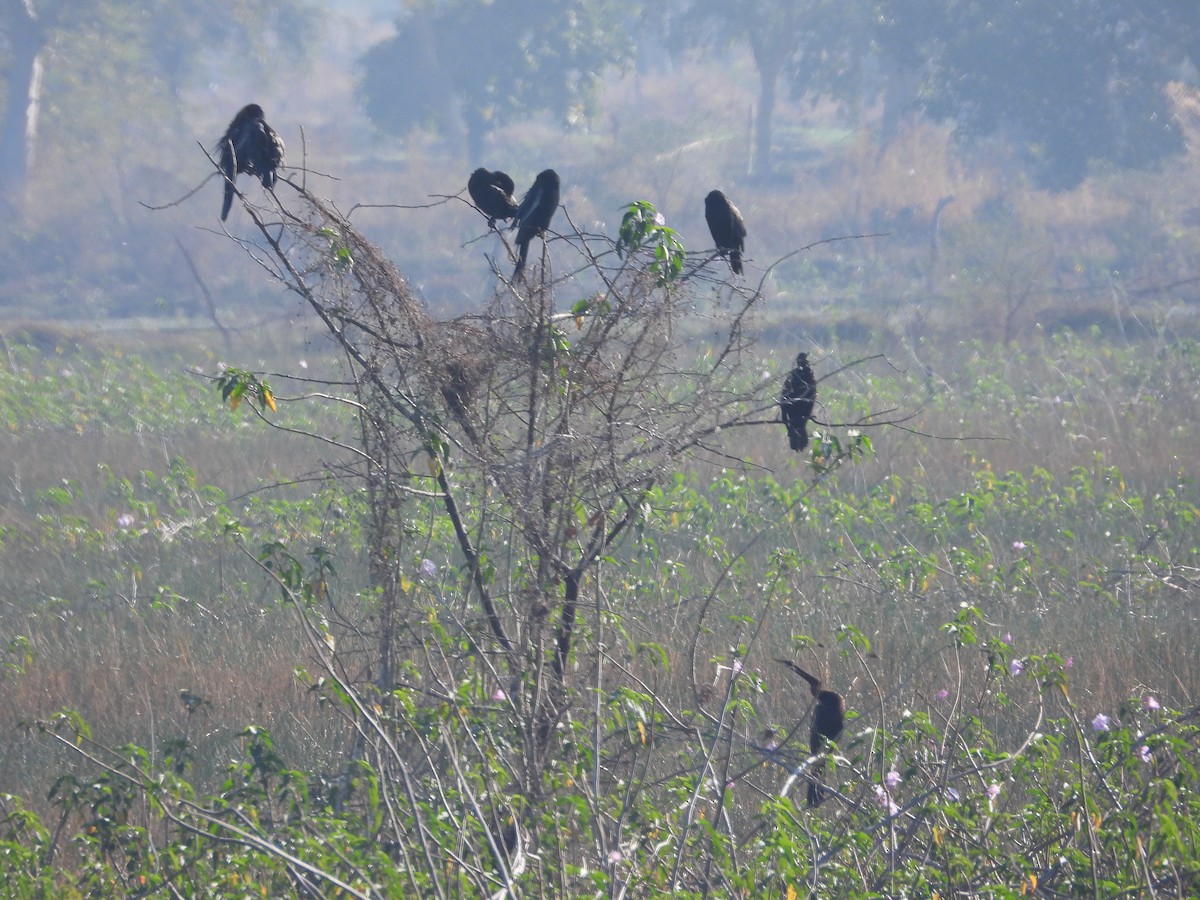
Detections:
2,0,1200,339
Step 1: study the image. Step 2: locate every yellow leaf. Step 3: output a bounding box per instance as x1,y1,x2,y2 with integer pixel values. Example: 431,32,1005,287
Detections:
401,577,412,593
575,315,584,330
263,387,277,412
932,826,943,847
637,720,646,744
230,394,241,413
787,887,798,900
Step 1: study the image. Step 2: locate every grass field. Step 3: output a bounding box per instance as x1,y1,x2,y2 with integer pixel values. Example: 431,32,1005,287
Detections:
0,313,1197,895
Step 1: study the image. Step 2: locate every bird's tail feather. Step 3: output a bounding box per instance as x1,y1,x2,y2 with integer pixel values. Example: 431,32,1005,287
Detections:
807,779,825,807
513,239,530,277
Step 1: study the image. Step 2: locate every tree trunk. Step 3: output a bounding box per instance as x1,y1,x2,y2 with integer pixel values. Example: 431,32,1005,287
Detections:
749,16,795,182
753,63,777,179
0,2,47,211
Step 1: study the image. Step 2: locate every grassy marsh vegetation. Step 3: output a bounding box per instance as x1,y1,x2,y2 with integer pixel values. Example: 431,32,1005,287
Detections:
1,316,1197,896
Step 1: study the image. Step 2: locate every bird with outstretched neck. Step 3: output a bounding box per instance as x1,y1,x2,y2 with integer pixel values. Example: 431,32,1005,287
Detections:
775,658,845,807
704,189,747,275
217,104,285,221
511,169,560,278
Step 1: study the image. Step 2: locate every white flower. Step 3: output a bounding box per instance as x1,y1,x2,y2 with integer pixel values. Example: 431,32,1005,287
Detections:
873,785,899,815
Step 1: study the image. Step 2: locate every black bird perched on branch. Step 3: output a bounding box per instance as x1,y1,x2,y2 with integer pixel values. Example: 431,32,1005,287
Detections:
780,352,816,452
511,169,560,278
775,659,845,807
468,168,519,228
218,104,285,221
704,189,746,275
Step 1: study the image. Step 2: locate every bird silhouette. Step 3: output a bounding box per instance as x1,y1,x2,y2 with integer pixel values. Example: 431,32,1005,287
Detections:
704,189,747,275
780,352,817,451
775,659,845,807
218,104,285,221
468,168,519,228
511,169,560,278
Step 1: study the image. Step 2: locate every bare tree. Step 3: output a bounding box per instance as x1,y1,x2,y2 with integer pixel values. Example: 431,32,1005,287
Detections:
215,173,778,891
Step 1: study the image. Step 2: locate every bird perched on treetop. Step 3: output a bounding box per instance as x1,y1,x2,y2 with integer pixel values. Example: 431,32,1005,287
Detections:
468,168,520,229
218,104,285,221
511,169,560,278
780,352,817,452
774,659,846,807
704,189,747,275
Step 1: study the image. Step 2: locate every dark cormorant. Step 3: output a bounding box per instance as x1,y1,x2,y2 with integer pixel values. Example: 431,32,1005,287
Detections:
218,104,285,221
704,189,746,275
780,352,816,451
468,168,519,228
775,659,845,807
511,169,560,278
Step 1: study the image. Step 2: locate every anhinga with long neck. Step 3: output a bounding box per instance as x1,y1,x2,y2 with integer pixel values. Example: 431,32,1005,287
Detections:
775,658,845,807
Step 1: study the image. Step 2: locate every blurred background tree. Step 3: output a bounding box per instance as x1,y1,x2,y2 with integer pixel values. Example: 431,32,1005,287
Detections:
3,0,1200,323
898,0,1200,190
0,0,312,318
359,0,635,162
